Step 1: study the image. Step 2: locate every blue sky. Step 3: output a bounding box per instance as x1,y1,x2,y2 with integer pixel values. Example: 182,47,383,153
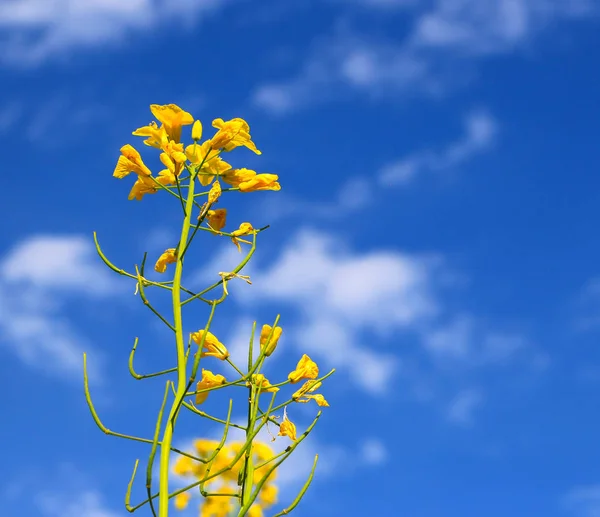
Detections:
1,0,600,516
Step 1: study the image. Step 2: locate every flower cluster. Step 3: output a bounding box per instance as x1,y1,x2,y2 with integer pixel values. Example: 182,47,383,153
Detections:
113,103,280,202
173,440,279,517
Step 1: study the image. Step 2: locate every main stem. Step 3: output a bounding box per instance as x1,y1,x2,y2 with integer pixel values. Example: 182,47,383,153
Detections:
158,173,196,517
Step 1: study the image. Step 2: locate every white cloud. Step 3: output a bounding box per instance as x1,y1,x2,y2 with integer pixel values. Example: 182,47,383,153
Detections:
36,490,120,517
0,235,121,381
231,228,440,394
378,110,498,186
422,314,531,367
1,235,119,294
190,226,539,421
5,464,121,517
446,388,483,425
411,0,593,55
564,485,600,517
253,1,595,113
259,176,375,224
0,0,234,66
360,438,388,465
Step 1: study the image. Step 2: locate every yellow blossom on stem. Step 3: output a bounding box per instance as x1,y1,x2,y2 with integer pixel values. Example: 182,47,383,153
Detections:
194,439,220,457
113,144,152,178
150,104,194,143
210,117,261,154
190,330,229,360
195,369,226,404
154,248,177,273
230,222,255,252
191,120,202,141
201,496,233,517
132,120,169,149
173,456,195,476
221,168,257,187
288,354,319,384
260,324,282,357
127,175,158,201
239,173,281,192
305,393,330,407
208,180,222,204
248,505,264,517
174,492,191,510
278,409,297,442
259,484,278,508
206,208,227,232
292,380,322,401
250,374,279,393
186,140,231,186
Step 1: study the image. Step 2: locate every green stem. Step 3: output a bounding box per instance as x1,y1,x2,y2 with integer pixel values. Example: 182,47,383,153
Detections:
157,169,197,517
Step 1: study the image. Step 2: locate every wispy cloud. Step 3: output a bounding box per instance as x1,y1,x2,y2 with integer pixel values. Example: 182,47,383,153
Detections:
573,277,600,331
359,438,389,465
378,109,498,185
446,388,484,425
253,0,595,113
202,228,440,394
563,484,600,517
36,490,120,517
0,0,234,66
0,235,122,382
195,226,542,421
4,463,120,517
421,314,536,368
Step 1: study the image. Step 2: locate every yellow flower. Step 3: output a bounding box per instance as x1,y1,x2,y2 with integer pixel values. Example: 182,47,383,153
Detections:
210,118,261,154
260,324,282,357
113,144,152,178
156,168,176,186
195,369,226,404
230,222,255,252
248,505,264,517
259,483,278,508
292,380,322,401
201,496,233,517
186,141,232,186
127,175,158,201
278,410,297,442
292,380,330,406
239,173,281,193
191,120,202,141
173,456,195,476
191,330,229,360
132,121,169,149
159,150,184,180
194,439,219,457
208,180,222,204
221,168,257,187
251,374,279,393
185,140,218,164
174,492,191,510
150,104,194,143
154,248,177,273
288,354,319,384
252,442,275,462
305,393,330,407
206,208,227,232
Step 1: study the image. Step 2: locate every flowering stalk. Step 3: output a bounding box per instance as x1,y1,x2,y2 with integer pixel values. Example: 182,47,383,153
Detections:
85,104,334,517
158,161,197,517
